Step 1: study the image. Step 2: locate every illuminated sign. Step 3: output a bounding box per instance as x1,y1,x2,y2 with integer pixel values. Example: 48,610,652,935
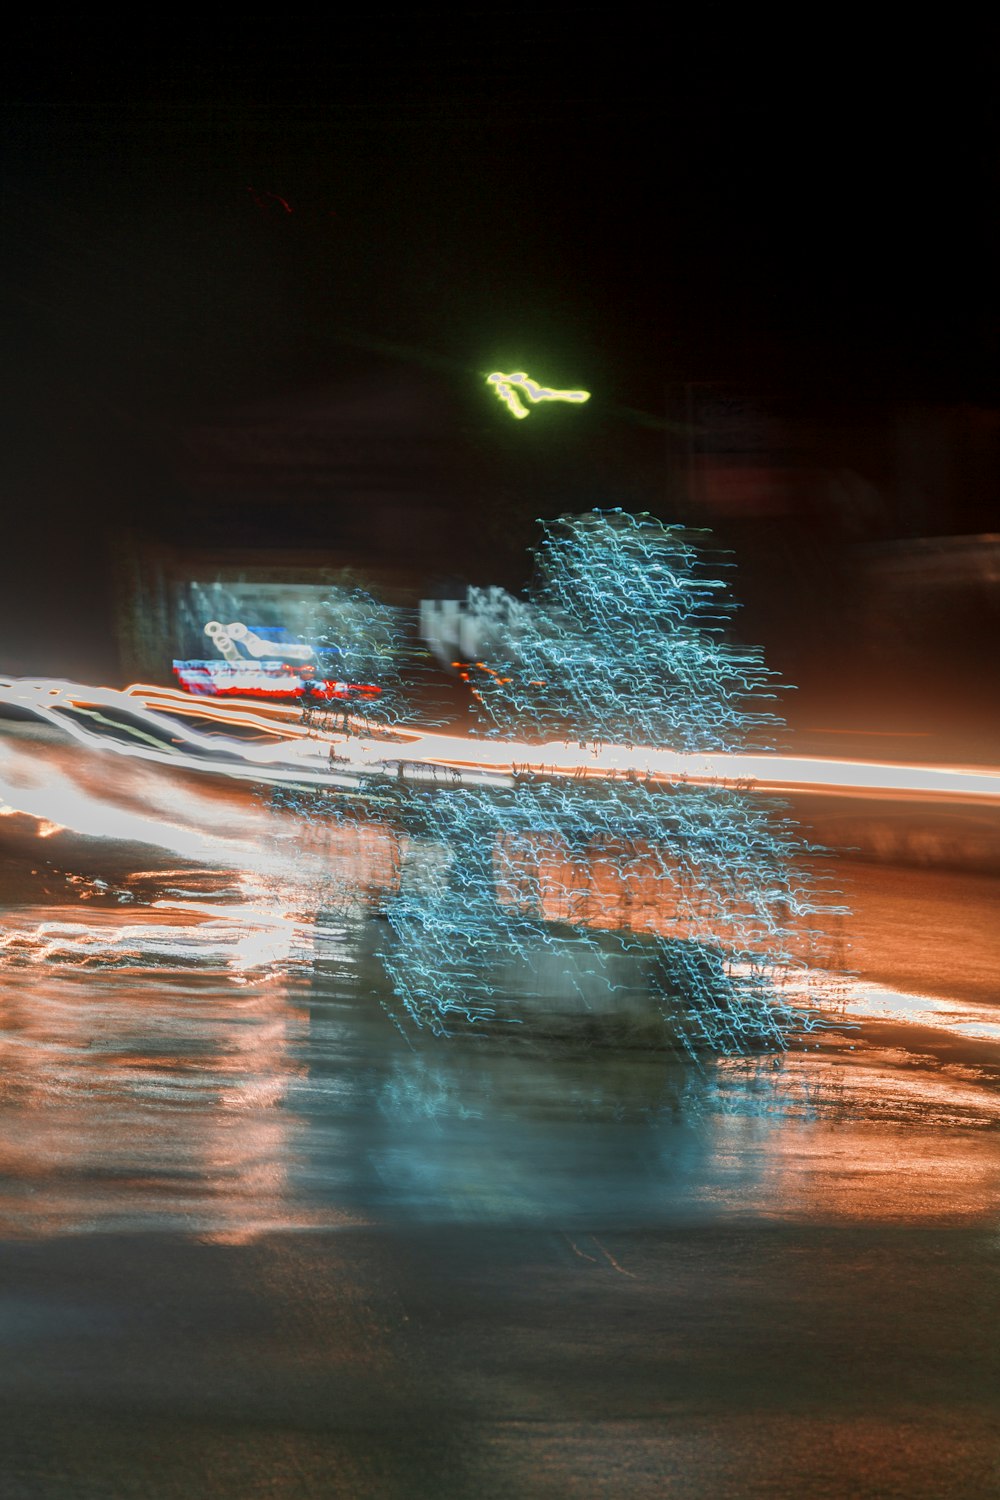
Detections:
486,371,591,420
225,622,314,660
203,621,314,662
174,661,380,702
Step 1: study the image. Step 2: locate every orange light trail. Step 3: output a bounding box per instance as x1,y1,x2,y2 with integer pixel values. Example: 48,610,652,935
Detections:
2,676,998,804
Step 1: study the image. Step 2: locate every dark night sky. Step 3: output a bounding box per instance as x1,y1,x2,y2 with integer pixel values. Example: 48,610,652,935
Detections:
2,19,998,682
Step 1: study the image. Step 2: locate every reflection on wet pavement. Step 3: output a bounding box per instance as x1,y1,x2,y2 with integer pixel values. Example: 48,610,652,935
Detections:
1,864,998,1239
2,728,1000,1498
0,718,998,1239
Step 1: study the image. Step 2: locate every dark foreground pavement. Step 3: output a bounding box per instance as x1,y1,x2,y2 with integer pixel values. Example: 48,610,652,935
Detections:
1,1223,997,1499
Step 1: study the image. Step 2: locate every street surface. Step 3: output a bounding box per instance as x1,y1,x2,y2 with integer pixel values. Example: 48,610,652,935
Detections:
0,721,997,1497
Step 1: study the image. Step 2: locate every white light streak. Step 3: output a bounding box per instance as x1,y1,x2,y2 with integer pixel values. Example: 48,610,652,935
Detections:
1,676,998,804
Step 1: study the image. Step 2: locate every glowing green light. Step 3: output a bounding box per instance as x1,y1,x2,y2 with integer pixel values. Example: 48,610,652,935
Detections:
486,371,591,419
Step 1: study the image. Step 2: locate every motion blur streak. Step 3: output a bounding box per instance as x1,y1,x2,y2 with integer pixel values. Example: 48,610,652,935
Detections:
0,720,997,1053
0,740,283,872
2,676,998,803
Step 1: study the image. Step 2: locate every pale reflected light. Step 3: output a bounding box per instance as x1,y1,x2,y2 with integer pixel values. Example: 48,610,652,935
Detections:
808,977,1000,1044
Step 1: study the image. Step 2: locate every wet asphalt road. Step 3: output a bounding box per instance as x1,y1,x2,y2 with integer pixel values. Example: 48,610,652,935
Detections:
0,726,998,1497
1,1223,998,1499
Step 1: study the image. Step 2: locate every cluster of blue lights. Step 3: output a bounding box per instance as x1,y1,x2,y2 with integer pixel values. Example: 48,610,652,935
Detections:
293,512,842,1056
376,773,835,1056
471,510,782,753
313,584,428,727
